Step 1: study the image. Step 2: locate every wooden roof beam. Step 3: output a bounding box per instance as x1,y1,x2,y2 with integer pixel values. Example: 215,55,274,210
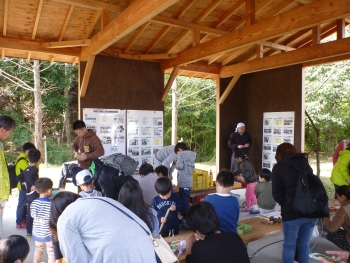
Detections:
58,5,74,41
220,37,350,78
101,9,109,30
72,57,78,66
84,10,101,39
213,0,244,28
81,0,178,61
165,30,190,54
161,0,350,70
3,0,9,37
43,39,91,48
207,53,224,65
27,52,31,63
50,56,55,64
218,74,241,104
312,25,320,45
337,18,345,39
162,66,179,101
303,53,350,68
32,0,44,40
1,49,4,60
245,0,255,26
80,55,95,98
260,40,296,51
52,0,122,13
177,0,196,18
119,53,177,60
124,22,150,53
194,0,222,24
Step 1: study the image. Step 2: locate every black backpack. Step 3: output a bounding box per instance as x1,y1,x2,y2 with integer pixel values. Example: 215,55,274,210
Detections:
287,165,330,218
7,157,26,189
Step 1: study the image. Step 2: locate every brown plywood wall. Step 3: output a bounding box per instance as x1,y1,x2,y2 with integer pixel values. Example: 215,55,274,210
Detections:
219,64,303,172
80,55,164,115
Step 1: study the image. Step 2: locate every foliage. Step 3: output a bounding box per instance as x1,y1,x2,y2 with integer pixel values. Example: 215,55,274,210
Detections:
46,138,73,164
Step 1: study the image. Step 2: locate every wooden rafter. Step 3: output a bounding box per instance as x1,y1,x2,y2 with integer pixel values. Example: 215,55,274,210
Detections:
145,26,170,54
194,0,222,24
58,5,74,41
43,40,91,48
245,0,255,26
84,10,101,39
161,0,350,70
221,46,251,66
50,56,55,64
256,44,263,58
218,74,241,104
119,53,177,60
101,9,109,30
32,0,44,40
161,66,179,101
53,0,121,12
165,30,190,53
1,49,4,60
213,0,244,28
207,53,224,65
260,41,296,51
124,22,150,53
72,57,78,66
303,53,350,68
192,29,200,46
220,37,350,78
337,18,345,39
312,25,320,45
81,0,178,61
177,0,196,18
3,0,9,37
80,55,96,98
27,52,31,63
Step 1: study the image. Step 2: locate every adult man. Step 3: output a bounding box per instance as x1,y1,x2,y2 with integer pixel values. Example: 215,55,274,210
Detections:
333,137,350,165
138,163,158,205
228,122,252,171
154,145,177,178
71,120,104,169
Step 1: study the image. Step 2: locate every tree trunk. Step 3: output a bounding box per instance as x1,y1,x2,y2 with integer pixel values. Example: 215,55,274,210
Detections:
33,60,43,153
171,78,178,145
63,63,71,144
305,110,320,176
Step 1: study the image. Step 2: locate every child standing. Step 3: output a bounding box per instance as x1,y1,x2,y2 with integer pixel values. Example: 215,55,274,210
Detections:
254,168,276,214
75,169,102,197
17,148,41,237
31,177,55,263
232,150,259,214
151,177,186,237
204,169,240,233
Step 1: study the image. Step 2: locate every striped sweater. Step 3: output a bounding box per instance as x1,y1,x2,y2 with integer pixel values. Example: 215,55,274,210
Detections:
31,197,52,242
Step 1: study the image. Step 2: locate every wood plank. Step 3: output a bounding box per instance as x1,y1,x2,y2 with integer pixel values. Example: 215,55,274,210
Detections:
165,30,190,53
118,53,177,60
80,55,96,98
312,25,320,45
72,57,78,66
161,66,180,101
27,52,31,63
161,0,350,70
221,46,251,66
81,0,178,61
176,0,196,18
124,22,150,53
207,53,224,65
179,62,220,74
194,0,222,24
220,37,350,78
84,10,101,39
192,29,200,46
3,0,9,37
43,39,91,48
145,25,170,54
245,0,255,26
101,9,110,30
32,0,44,40
50,56,55,64
58,5,74,41
1,49,4,60
337,18,345,39
303,53,350,67
256,44,263,58
260,40,296,51
218,74,241,104
213,0,245,28
52,0,122,13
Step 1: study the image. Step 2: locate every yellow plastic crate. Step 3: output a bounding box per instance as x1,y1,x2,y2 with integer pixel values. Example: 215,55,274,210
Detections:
192,168,210,190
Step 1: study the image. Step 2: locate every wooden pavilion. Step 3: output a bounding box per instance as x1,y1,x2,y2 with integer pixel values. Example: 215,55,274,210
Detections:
1,0,350,170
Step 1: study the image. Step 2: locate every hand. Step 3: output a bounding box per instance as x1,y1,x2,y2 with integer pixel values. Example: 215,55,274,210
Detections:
169,205,176,211
74,152,79,158
319,251,350,263
30,186,35,191
238,145,243,149
80,153,87,161
161,217,167,224
244,143,250,148
184,234,196,255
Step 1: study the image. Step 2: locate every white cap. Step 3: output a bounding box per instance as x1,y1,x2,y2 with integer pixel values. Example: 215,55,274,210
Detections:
76,170,93,185
236,122,245,132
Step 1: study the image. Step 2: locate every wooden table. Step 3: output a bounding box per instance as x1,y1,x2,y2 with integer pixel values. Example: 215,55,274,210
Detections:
164,216,283,262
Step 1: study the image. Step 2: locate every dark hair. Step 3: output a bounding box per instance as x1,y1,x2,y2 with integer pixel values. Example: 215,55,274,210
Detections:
139,163,154,176
275,143,298,162
0,115,15,131
174,142,188,153
234,150,246,160
216,169,234,187
259,168,272,182
155,165,168,177
336,186,350,200
0,235,29,263
118,181,155,233
72,120,86,130
35,177,53,194
49,192,81,240
186,202,220,235
28,149,41,163
154,177,172,196
22,142,36,152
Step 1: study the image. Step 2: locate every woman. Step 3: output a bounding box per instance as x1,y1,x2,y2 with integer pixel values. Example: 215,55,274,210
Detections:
272,143,317,263
50,192,157,263
118,181,159,237
324,185,350,251
331,141,350,197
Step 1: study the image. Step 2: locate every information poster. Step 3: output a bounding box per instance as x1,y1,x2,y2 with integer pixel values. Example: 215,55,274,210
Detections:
127,110,163,169
83,108,126,156
262,112,295,170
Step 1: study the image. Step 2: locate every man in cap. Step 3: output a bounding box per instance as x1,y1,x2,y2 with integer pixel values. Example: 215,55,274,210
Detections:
228,123,252,171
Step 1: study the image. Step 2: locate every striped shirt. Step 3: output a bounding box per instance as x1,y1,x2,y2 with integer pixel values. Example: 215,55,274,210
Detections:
31,197,52,242
79,190,102,197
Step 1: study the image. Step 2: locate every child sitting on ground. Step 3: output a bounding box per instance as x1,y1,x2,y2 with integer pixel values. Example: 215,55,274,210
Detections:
0,235,30,263
254,168,276,214
155,165,169,177
204,169,240,233
31,177,55,263
75,169,102,197
184,202,250,263
151,177,186,237
232,150,259,214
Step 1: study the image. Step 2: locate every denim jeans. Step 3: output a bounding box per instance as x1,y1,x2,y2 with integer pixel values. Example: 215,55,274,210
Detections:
282,217,317,263
179,187,191,214
16,189,27,225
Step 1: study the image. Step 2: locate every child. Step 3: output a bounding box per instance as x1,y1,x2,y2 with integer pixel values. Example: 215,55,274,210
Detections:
138,163,158,206
0,115,15,239
155,165,168,177
75,169,102,197
154,145,177,178
184,202,250,263
17,148,41,237
151,177,186,237
31,177,55,263
254,168,276,214
174,142,196,213
118,181,159,237
15,142,36,229
232,150,259,214
0,235,30,263
204,169,240,233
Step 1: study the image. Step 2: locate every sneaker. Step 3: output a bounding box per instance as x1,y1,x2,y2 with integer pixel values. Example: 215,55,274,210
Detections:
16,223,26,229
241,207,250,212
26,233,32,238
249,209,260,214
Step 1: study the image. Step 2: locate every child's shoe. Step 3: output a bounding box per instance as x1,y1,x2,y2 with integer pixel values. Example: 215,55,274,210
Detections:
26,233,32,238
249,209,260,214
241,207,250,212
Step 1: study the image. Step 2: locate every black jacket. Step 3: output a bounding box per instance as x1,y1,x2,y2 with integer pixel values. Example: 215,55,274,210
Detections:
228,132,252,156
272,153,313,221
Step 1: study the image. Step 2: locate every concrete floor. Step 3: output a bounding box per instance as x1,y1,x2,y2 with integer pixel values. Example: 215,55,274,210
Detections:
2,186,342,263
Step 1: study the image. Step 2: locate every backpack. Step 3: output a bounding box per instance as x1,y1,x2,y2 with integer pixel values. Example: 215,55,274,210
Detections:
101,153,138,176
287,165,330,218
7,157,26,189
